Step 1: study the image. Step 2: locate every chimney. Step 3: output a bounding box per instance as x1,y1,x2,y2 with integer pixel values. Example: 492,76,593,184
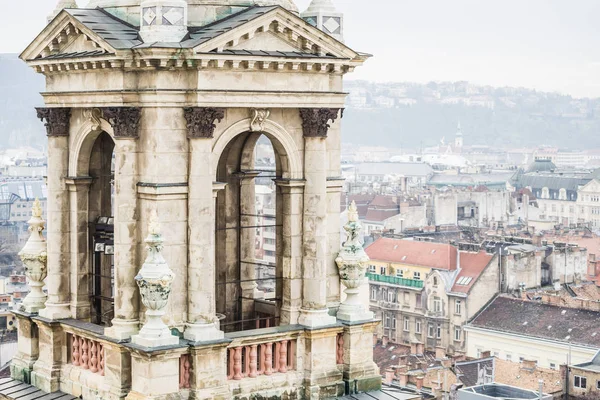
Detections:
399,372,409,387
441,358,452,368
373,334,378,346
382,336,389,347
416,376,425,390
435,346,446,359
411,342,418,354
480,350,491,359
385,368,395,385
416,342,425,355
522,359,537,371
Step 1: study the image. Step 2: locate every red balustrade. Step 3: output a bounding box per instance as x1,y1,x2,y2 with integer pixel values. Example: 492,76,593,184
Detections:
336,333,344,365
179,354,191,389
227,339,296,380
68,334,105,376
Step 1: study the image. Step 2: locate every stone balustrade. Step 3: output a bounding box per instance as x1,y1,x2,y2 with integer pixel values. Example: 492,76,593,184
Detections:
69,333,105,376
179,354,191,389
226,338,297,380
336,333,344,365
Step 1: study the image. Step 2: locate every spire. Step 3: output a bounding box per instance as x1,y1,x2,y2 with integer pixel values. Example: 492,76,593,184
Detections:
48,0,78,23
301,0,344,42
140,0,188,43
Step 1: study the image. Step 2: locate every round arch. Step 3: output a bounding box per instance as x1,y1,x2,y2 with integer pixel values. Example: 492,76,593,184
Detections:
211,118,302,181
69,117,115,177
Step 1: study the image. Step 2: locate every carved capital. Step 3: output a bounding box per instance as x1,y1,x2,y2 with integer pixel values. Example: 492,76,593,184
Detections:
184,107,225,139
36,107,71,137
299,108,341,138
103,107,141,139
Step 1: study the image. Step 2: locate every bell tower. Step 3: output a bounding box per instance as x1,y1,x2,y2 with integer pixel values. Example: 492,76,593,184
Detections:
301,0,344,42
140,0,188,43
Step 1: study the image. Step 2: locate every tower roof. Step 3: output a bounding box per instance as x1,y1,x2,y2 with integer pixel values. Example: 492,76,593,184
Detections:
526,158,557,174
304,0,337,13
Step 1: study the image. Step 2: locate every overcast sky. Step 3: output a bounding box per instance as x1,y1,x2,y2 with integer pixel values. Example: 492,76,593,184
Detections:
2,0,599,97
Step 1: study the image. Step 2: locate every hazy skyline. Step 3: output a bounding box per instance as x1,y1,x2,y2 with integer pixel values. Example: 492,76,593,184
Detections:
2,0,599,98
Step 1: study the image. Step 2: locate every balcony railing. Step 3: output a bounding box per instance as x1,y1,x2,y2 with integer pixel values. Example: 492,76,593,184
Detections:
366,273,424,288
226,338,297,380
69,333,105,376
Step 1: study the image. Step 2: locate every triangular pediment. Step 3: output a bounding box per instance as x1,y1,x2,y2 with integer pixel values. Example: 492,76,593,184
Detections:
192,7,360,60
581,178,600,193
21,11,116,62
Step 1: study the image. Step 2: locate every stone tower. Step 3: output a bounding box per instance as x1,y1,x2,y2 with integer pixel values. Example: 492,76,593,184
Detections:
301,0,344,42
10,0,380,398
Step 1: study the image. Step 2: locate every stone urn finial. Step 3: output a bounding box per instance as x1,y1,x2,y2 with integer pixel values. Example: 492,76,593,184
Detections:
336,201,374,322
19,199,48,314
131,209,179,347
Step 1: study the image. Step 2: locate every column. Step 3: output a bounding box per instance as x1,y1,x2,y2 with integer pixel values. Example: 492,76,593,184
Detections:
103,107,141,340
36,108,72,320
66,177,93,320
184,107,225,342
276,180,305,326
298,108,340,328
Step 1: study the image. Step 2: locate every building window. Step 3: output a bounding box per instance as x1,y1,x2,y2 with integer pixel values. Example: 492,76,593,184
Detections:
380,266,386,275
574,376,587,389
454,327,461,341
428,324,434,338
396,269,404,278
455,300,462,314
433,297,442,313
388,290,396,303
433,277,438,285
384,316,391,328
506,354,512,361
549,363,556,370
403,292,409,304
596,380,600,390
414,272,421,280
392,316,397,329
369,265,376,273
404,318,409,332
370,287,377,301
415,320,421,334
436,324,442,339
416,294,422,308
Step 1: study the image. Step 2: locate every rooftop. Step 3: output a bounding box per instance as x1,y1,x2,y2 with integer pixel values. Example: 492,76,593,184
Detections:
366,238,458,271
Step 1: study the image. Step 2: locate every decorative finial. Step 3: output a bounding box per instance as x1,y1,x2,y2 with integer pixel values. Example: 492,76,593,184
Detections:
348,200,358,222
32,198,43,219
148,209,160,236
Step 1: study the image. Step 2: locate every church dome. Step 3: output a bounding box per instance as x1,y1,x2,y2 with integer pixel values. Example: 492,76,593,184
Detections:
86,0,297,26
526,158,557,174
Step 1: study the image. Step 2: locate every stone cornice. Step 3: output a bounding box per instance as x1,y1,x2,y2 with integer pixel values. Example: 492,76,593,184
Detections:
183,107,225,139
299,108,342,138
102,107,141,139
36,107,71,137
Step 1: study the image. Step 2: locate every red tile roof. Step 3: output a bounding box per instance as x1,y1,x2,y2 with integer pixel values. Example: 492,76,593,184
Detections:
452,251,495,293
364,195,400,222
366,238,458,271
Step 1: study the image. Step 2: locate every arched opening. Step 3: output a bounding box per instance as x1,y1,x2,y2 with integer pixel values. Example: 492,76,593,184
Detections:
215,132,284,333
88,131,115,326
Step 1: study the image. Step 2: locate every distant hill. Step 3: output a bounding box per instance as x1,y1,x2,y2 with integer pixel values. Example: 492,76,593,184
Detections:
342,81,600,150
2,53,599,151
0,54,45,149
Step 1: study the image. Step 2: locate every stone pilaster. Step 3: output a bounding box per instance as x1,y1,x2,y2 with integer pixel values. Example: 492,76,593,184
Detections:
298,108,340,328
189,341,230,399
184,107,224,342
103,342,133,399
303,326,344,399
37,107,71,320
276,179,305,326
340,321,381,393
31,317,64,393
106,136,140,340
66,178,93,320
10,311,39,384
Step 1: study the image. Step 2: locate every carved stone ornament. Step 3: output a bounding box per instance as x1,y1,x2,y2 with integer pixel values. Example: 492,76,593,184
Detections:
132,209,179,347
36,107,71,137
250,108,270,132
18,198,48,313
299,108,341,138
103,107,141,138
84,108,103,131
335,200,374,322
183,107,225,139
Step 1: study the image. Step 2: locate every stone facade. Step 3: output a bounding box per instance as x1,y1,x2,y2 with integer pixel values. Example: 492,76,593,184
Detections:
11,1,380,399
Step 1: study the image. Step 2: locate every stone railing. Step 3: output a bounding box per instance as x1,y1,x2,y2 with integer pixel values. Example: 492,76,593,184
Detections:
227,339,296,380
68,333,105,375
179,354,191,389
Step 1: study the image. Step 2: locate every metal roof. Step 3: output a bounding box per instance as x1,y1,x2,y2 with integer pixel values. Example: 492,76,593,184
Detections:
65,8,142,49
339,387,421,400
517,173,590,192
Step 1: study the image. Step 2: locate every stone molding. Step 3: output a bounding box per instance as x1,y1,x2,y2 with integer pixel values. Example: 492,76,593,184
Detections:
299,108,341,138
183,107,225,139
102,107,141,139
36,107,71,137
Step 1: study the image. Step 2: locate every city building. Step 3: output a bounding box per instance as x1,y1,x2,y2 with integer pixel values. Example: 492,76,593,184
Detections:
567,351,600,399
9,0,382,399
465,296,600,369
458,383,552,400
366,238,499,355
